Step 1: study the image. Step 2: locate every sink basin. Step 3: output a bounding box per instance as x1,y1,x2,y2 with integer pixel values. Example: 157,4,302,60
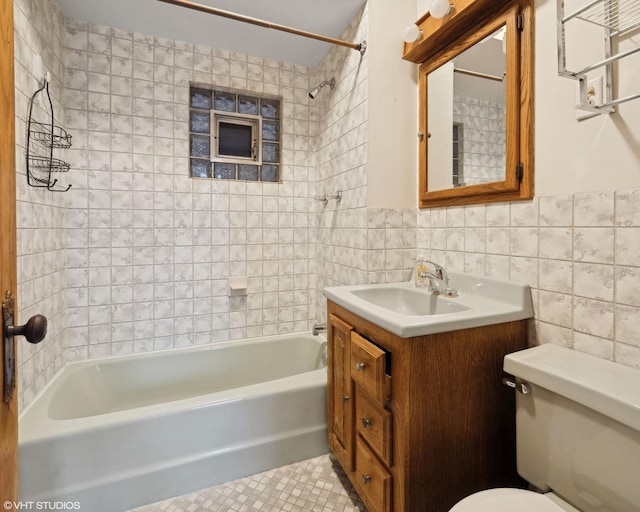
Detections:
351,287,469,316
323,272,534,338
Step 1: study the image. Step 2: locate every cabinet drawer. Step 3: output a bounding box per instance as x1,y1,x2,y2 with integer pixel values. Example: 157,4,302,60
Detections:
355,436,392,512
356,388,392,466
351,333,390,405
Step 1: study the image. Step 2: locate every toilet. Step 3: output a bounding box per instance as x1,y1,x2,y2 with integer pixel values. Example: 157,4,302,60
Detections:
450,343,640,512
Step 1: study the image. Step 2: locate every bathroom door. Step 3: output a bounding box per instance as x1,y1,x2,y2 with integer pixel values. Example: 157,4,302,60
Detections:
0,0,19,503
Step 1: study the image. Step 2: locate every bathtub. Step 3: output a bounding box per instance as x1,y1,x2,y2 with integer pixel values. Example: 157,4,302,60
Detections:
19,333,328,511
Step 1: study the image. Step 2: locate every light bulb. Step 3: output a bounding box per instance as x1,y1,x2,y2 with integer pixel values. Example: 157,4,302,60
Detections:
429,0,453,19
402,24,422,43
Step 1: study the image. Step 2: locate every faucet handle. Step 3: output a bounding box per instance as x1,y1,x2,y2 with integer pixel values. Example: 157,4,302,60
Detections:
423,259,444,279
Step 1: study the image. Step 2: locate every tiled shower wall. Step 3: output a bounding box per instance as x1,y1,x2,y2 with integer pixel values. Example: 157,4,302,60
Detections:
312,5,417,323
416,191,640,370
453,95,506,185
61,21,316,361
313,6,369,317
14,0,68,411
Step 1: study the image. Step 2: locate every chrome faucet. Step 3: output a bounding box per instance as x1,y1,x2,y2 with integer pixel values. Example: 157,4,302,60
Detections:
417,260,458,297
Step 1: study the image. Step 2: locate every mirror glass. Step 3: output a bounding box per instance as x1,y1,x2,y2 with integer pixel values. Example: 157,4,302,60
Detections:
427,25,507,191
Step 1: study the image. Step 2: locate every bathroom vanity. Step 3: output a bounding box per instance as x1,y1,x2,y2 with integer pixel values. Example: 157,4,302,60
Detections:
324,274,533,512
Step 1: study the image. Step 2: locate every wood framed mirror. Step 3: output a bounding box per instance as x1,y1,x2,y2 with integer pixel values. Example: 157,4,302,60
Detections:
403,0,533,208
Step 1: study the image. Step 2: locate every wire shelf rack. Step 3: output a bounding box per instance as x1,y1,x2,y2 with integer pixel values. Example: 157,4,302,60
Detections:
566,0,640,36
28,155,71,173
26,79,72,191
29,121,72,149
558,0,640,115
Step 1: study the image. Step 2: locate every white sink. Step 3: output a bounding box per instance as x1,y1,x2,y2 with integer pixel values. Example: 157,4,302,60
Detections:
323,272,534,338
351,287,469,316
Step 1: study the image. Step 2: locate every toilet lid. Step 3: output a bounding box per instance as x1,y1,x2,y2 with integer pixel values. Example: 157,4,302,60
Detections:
449,488,572,512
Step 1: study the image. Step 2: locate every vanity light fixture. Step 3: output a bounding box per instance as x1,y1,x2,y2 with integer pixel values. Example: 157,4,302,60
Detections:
429,0,454,19
402,23,422,43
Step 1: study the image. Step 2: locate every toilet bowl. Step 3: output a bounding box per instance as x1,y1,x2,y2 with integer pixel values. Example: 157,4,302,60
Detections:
449,488,578,512
448,344,640,512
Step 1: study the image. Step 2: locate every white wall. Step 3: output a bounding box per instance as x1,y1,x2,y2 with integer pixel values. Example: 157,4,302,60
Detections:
535,0,640,195
366,0,418,209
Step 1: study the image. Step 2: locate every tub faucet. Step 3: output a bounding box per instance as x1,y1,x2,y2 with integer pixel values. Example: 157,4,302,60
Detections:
320,342,328,367
417,260,458,297
312,323,327,336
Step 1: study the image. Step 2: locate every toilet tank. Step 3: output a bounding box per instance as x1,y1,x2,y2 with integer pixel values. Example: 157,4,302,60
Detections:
504,344,640,512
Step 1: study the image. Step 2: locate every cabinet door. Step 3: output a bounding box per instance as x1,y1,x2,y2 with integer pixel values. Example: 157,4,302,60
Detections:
327,314,354,470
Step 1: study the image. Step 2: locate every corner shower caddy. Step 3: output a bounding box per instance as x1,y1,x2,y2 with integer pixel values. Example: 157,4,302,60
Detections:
26,78,72,191
558,0,640,115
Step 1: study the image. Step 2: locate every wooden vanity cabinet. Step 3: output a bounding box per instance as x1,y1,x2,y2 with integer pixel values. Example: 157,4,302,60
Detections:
326,301,527,512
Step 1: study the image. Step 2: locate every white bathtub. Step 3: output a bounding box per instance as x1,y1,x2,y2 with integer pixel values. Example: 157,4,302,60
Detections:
19,333,328,511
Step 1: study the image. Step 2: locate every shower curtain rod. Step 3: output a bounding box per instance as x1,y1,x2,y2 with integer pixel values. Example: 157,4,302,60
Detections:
454,67,504,82
156,0,367,55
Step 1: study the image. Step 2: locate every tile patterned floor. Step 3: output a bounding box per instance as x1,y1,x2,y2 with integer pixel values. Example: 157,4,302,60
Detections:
130,454,367,512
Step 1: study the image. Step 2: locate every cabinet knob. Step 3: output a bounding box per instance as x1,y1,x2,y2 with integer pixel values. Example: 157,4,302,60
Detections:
342,394,350,403
361,418,371,428
355,362,365,371
362,474,372,485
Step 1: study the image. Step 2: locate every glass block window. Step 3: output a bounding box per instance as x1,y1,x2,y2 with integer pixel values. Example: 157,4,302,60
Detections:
189,86,281,182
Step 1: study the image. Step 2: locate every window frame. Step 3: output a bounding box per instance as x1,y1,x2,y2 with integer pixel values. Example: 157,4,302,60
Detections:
211,111,263,166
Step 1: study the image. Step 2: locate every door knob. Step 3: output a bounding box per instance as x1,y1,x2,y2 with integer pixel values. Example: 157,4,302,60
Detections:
6,314,47,344
3,292,48,403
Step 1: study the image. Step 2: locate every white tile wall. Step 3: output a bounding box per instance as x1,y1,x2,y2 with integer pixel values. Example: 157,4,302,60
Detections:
14,0,68,412
313,5,369,323
61,21,316,361
417,191,640,370
312,5,417,323
453,95,506,185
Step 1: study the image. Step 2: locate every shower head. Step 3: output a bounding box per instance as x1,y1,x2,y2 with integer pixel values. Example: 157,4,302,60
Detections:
309,78,336,99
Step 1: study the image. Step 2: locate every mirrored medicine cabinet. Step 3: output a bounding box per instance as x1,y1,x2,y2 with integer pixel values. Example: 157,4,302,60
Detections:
403,0,534,208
